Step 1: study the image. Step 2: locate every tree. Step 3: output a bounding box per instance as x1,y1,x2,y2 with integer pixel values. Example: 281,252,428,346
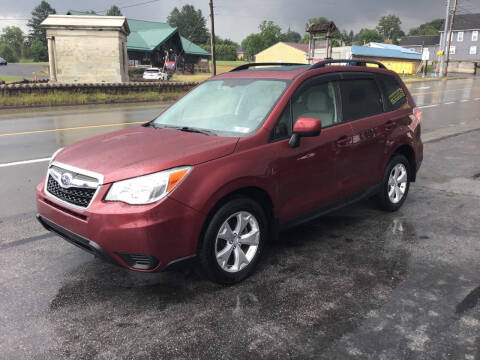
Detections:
357,28,385,44
300,34,309,44
240,21,286,60
408,19,444,36
305,17,329,30
241,33,264,60
202,44,237,61
214,36,239,48
0,26,24,58
281,28,301,43
106,5,122,16
0,43,19,62
258,21,283,48
338,29,355,46
167,5,209,45
376,14,404,43
27,1,56,46
30,38,48,62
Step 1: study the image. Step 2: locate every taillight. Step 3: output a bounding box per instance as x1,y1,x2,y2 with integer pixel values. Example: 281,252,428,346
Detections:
409,107,422,127
413,107,422,123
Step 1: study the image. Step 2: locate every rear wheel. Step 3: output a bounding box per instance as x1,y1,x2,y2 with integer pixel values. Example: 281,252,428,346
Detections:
376,154,410,212
199,197,267,284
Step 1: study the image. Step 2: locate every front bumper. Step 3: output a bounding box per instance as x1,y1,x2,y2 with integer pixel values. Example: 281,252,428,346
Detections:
37,215,118,265
36,179,204,272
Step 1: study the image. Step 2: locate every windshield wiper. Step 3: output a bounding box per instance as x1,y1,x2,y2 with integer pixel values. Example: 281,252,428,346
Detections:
178,126,217,136
146,124,216,135
143,122,158,128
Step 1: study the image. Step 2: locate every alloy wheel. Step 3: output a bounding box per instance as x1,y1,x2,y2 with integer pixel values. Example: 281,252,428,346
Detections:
215,211,260,273
388,163,408,204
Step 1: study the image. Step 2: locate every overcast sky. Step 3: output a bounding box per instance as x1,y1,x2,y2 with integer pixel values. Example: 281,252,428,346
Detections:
0,0,477,42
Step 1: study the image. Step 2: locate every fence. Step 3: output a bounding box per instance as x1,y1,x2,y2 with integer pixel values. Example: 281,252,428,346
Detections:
0,81,198,97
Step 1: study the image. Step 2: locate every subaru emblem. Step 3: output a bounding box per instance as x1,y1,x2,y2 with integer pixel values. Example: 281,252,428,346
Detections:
60,173,73,187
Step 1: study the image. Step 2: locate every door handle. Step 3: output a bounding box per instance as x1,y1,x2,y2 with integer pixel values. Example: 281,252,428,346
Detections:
384,121,395,131
336,136,351,147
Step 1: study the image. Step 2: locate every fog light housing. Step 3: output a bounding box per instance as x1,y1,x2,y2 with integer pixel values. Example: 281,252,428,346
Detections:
116,253,159,270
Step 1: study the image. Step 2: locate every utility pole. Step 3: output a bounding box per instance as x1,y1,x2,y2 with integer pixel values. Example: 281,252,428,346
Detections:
209,0,216,76
439,0,451,78
445,0,458,76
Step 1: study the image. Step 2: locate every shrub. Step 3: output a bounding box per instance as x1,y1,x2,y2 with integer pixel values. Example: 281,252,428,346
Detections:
0,42,19,62
30,39,48,62
201,44,237,61
130,67,146,75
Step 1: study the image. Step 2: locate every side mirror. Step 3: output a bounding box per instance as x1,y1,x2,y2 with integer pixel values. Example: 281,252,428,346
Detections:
289,117,322,148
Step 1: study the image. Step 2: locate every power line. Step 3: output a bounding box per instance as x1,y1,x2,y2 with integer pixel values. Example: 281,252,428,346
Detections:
95,0,162,14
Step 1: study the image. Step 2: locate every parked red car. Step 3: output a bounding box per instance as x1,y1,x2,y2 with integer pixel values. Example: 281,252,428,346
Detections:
36,60,423,284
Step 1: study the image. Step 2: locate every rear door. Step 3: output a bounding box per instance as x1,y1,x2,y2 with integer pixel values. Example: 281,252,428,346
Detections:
337,73,387,197
375,73,413,163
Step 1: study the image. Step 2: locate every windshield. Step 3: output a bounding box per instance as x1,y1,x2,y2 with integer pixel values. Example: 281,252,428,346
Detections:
145,69,160,73
152,78,289,136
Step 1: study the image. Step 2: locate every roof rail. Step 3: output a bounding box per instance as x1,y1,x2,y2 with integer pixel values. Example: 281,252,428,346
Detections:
309,59,386,70
230,62,306,72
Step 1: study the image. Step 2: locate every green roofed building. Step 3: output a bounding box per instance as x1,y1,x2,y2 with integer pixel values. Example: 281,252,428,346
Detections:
126,19,183,68
66,11,210,72
126,19,210,72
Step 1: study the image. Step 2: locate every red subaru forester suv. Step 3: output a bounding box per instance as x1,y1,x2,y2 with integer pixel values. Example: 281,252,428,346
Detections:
36,60,423,284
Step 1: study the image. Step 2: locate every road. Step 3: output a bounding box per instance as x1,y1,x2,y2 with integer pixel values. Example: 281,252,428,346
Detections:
0,63,48,81
1,78,480,359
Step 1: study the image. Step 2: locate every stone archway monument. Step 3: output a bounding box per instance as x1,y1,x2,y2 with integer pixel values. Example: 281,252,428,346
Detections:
306,21,337,64
41,15,130,83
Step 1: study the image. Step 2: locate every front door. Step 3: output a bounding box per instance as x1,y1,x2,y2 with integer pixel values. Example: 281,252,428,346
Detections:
268,76,352,221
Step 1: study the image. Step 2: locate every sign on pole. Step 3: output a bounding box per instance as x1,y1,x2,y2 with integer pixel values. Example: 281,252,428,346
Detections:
422,48,430,61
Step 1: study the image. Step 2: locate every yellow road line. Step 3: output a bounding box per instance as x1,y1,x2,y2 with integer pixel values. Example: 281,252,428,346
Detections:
0,121,144,137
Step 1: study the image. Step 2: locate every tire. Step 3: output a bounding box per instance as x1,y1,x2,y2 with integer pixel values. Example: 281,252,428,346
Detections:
376,154,410,212
198,197,268,284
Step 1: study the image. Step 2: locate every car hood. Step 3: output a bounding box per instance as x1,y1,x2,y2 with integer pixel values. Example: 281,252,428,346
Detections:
54,126,239,183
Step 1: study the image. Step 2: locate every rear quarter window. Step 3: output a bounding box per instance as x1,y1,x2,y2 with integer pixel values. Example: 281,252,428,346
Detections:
339,78,383,122
376,74,407,111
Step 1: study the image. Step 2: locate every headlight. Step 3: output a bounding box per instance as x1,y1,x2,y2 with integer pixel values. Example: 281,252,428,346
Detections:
105,166,192,205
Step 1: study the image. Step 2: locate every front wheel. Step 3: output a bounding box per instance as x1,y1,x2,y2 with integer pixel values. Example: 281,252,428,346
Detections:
376,154,410,212
198,197,267,284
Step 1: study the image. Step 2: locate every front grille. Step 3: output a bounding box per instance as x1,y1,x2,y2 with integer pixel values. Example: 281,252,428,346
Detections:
47,175,96,208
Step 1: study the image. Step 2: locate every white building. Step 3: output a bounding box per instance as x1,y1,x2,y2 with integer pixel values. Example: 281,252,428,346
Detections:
41,15,130,83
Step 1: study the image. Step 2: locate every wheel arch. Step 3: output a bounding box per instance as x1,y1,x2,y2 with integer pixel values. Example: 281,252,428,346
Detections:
391,144,417,181
197,186,275,252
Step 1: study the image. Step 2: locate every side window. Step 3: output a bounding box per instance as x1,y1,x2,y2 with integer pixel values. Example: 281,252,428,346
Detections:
340,79,383,122
291,81,338,128
376,74,407,111
271,101,292,140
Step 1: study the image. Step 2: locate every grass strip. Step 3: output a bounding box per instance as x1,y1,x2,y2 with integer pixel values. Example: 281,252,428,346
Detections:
0,90,184,108
0,75,23,84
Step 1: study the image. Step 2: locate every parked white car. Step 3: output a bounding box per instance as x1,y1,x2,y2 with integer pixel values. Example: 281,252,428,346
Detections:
142,67,168,81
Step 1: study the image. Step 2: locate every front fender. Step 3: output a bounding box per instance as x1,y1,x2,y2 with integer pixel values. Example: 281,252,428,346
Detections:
169,154,276,216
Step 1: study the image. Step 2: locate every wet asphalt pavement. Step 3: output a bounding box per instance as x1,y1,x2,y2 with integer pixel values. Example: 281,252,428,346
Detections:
1,78,480,359
0,63,48,80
